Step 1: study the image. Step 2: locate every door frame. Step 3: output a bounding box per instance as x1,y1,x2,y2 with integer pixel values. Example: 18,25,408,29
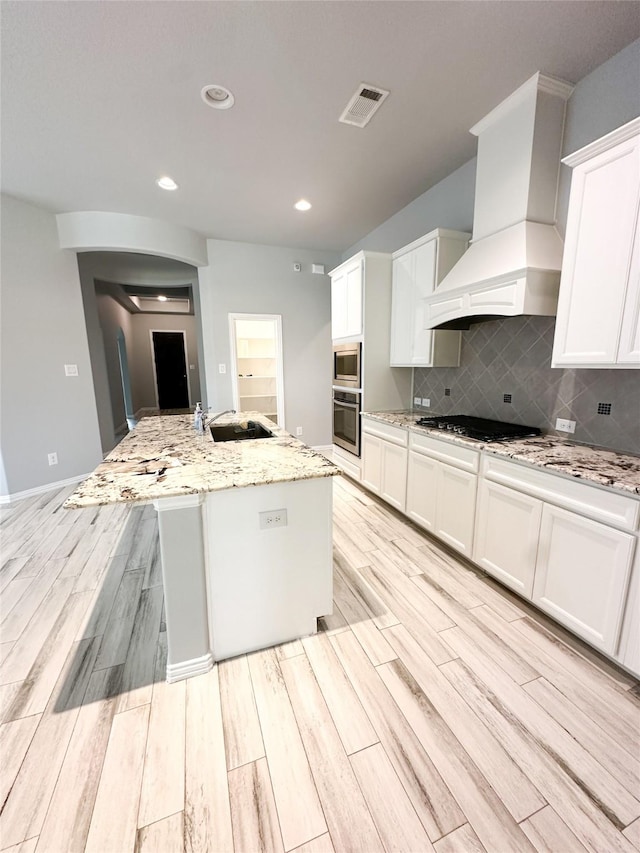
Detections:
149,329,192,410
116,327,136,429
228,313,285,427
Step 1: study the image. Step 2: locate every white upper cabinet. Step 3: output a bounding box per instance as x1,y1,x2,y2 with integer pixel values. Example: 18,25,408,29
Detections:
552,118,640,368
331,256,363,341
390,229,469,367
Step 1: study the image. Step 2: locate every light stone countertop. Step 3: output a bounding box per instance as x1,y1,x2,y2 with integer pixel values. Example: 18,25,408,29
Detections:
65,412,339,509
363,411,640,497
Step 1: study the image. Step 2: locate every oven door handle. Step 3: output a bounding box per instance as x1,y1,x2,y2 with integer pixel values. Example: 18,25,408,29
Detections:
334,400,360,410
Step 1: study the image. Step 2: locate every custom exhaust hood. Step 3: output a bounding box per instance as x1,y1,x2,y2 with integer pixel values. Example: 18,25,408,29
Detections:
424,73,574,330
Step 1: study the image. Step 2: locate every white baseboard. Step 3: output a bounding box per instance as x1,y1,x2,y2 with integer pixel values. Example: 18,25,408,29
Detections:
312,444,334,454
0,473,93,505
165,651,214,683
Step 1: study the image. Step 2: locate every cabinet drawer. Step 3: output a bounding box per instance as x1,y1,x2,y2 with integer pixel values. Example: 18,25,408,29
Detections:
362,418,408,447
410,431,480,473
482,454,639,532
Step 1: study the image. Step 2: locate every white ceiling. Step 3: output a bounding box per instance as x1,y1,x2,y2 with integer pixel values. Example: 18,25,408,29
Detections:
2,1,639,252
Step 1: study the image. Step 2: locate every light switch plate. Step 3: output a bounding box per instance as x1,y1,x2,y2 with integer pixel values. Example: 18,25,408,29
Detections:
421,398,431,408
413,397,421,407
64,364,78,376
218,364,226,374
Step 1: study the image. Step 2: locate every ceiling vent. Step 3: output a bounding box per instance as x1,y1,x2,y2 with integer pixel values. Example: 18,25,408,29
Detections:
339,83,389,128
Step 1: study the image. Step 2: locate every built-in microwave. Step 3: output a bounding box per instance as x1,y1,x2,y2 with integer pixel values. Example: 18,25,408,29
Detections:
333,342,361,389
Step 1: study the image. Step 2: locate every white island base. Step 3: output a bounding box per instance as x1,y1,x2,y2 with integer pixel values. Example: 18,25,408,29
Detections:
154,476,333,681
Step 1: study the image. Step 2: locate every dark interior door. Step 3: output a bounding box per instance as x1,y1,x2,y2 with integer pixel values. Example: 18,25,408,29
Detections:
152,331,189,409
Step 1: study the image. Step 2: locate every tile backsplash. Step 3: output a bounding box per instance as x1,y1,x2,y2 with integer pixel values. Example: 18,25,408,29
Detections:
413,316,640,454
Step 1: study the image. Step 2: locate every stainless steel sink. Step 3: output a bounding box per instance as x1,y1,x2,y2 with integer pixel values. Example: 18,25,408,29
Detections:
209,421,274,442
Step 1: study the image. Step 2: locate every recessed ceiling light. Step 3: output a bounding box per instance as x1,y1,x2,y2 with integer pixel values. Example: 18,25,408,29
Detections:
201,84,235,110
157,295,168,302
156,176,178,191
294,199,312,211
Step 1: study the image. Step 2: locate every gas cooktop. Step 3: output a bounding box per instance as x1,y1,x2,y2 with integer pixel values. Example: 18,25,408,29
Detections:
415,415,541,442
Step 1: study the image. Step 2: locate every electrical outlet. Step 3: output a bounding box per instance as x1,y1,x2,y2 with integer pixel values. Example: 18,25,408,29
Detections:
555,418,576,433
413,397,421,408
218,363,226,374
259,508,288,529
296,426,303,436
421,398,431,408
48,452,58,466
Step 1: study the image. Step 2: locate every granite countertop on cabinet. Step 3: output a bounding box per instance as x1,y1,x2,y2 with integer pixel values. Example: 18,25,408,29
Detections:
363,411,640,497
65,412,339,509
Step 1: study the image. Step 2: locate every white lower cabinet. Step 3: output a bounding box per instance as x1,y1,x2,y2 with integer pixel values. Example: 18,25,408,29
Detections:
406,434,479,558
434,464,477,557
532,504,635,654
361,419,408,512
358,421,640,674
473,479,542,597
476,454,639,665
361,432,383,493
380,442,408,512
406,451,438,532
619,546,640,673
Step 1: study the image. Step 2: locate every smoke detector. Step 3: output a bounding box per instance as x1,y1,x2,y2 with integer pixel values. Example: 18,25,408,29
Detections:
339,83,389,128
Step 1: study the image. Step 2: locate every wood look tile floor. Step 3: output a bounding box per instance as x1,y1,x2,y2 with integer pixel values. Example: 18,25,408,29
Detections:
1,476,639,853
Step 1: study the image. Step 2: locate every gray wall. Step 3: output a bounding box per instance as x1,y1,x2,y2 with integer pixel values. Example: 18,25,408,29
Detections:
79,252,201,451
0,194,103,496
343,158,476,258
348,39,640,454
200,240,341,447
130,312,201,410
95,291,134,430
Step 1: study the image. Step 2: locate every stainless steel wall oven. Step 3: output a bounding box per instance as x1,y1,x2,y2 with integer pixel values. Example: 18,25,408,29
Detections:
333,389,361,456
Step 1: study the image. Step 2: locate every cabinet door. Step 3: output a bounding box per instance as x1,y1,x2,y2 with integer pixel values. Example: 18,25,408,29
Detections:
331,271,347,340
435,464,477,557
361,433,382,495
553,133,640,366
406,451,438,532
380,443,408,512
473,480,542,597
618,546,640,676
390,254,415,365
345,262,363,338
617,207,640,364
411,240,437,365
533,504,635,653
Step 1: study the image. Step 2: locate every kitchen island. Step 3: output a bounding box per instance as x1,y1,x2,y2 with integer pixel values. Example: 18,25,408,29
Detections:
65,413,339,681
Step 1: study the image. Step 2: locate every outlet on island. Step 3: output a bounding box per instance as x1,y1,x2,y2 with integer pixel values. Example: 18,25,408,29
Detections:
259,508,288,530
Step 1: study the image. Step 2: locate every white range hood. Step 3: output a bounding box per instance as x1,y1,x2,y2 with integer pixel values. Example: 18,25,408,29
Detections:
425,72,574,330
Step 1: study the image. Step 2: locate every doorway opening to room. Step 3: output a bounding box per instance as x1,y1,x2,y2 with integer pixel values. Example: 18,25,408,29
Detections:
229,314,285,426
151,330,191,410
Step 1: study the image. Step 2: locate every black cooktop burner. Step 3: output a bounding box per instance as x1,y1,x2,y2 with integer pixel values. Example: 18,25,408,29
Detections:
416,415,541,442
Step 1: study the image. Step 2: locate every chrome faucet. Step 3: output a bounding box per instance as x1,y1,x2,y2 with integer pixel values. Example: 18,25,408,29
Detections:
204,408,236,427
